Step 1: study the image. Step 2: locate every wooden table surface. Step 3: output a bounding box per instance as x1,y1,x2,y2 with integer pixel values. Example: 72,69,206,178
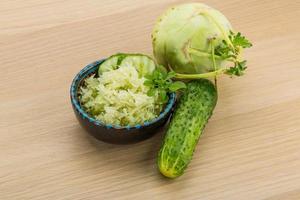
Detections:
1,0,300,199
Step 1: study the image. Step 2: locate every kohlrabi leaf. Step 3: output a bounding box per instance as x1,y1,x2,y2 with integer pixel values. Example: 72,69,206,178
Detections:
225,60,247,77
231,31,253,49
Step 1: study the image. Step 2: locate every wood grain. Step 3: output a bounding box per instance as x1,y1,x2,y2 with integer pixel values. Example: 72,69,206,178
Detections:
1,0,300,199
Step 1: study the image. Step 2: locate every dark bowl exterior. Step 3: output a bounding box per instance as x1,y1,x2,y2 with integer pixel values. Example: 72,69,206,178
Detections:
70,59,176,144
72,103,171,144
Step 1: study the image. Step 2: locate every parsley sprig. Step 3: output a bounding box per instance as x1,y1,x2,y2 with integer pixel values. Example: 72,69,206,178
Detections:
144,68,186,103
215,31,252,77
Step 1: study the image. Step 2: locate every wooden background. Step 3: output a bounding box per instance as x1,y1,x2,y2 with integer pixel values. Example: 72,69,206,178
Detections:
1,0,300,199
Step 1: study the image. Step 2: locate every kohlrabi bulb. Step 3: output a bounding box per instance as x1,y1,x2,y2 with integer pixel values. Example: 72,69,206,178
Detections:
152,3,232,74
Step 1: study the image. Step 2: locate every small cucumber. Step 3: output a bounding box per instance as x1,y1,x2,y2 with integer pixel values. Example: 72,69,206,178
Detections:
158,79,217,178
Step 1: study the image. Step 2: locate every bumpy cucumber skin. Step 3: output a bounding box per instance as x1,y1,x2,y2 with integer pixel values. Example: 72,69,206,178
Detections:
158,79,217,178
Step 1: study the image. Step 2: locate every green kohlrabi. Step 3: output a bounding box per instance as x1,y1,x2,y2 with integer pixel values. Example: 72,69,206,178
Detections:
152,3,252,79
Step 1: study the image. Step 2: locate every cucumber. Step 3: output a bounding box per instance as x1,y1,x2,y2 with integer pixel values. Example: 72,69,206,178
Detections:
120,55,156,76
158,79,217,178
98,53,127,75
98,53,156,77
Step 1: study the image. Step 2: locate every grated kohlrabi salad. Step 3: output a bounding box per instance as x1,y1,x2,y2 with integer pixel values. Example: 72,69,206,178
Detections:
79,64,163,126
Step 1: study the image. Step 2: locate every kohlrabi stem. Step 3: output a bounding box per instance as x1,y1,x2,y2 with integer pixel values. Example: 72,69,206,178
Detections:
200,11,234,50
188,47,235,62
174,68,225,79
211,39,217,71
188,47,221,59
211,39,218,86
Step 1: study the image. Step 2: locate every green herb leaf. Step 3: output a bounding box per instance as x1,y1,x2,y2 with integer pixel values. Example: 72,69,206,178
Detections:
231,32,253,48
215,42,231,59
169,81,186,92
143,79,153,87
157,64,168,74
159,90,168,103
166,71,176,79
144,69,186,103
147,88,156,96
225,60,247,77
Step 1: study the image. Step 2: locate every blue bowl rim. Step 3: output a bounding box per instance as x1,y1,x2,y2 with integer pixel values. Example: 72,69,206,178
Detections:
70,59,176,130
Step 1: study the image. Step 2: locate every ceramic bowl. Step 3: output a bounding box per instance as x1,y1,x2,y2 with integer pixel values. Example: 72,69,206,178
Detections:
70,59,176,144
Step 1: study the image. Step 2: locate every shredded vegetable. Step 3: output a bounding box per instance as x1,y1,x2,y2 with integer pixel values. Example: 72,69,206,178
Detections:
79,64,163,126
